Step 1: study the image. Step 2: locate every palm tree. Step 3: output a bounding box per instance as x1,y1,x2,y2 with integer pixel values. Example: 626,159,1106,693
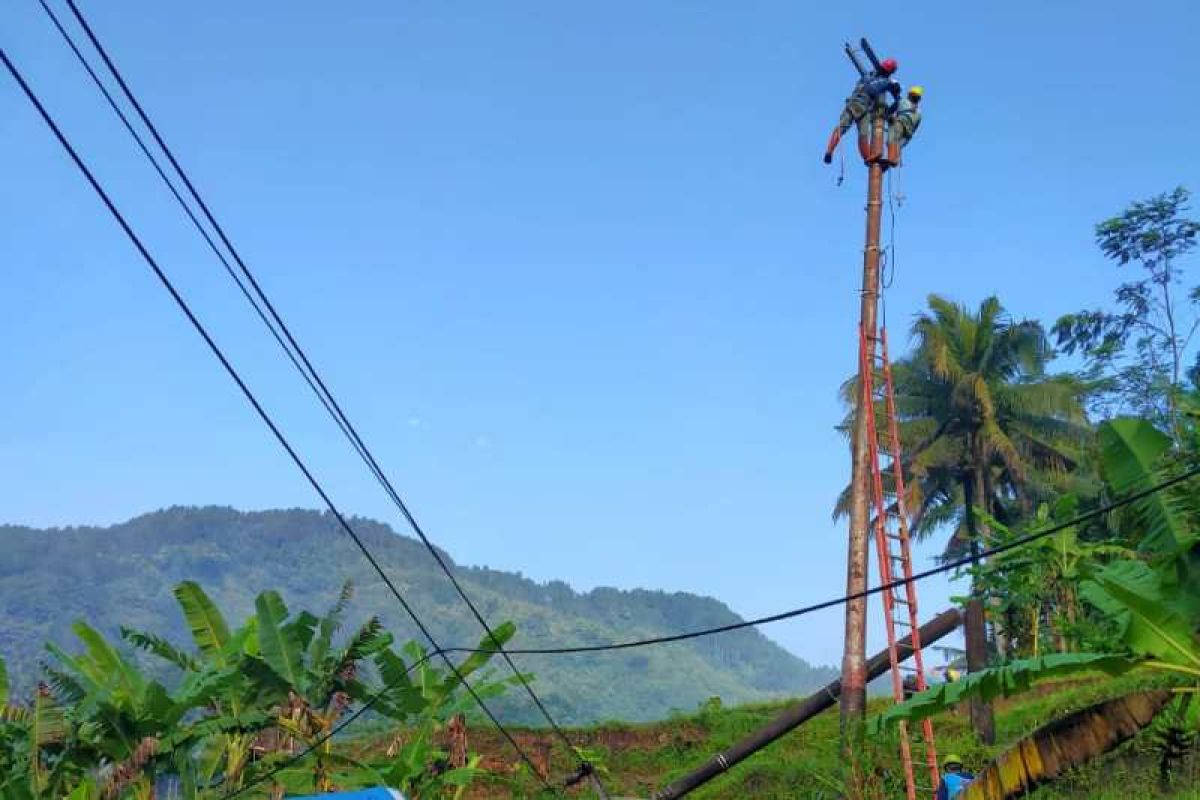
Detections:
835,295,1091,742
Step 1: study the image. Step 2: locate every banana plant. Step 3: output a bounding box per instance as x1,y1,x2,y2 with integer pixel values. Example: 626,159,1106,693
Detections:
40,620,199,800
0,655,24,787
1082,560,1200,685
122,580,392,794
0,655,75,800
1100,418,1200,559
4,581,514,799
122,581,270,791
240,584,392,793
874,417,1200,744
976,499,1135,656
355,624,523,799
1080,418,1200,684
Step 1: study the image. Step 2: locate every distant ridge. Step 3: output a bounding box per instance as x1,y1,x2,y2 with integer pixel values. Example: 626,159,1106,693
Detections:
1,506,834,724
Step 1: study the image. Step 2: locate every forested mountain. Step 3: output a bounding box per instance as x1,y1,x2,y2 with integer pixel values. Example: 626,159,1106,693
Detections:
1,506,833,724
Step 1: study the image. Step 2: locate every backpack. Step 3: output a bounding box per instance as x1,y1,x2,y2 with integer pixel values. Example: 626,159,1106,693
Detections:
943,772,974,798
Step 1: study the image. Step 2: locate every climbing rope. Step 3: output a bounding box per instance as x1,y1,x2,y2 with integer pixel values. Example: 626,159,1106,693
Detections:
882,168,899,290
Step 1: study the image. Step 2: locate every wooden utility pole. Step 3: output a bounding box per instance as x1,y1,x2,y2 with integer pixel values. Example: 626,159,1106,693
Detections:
839,113,886,735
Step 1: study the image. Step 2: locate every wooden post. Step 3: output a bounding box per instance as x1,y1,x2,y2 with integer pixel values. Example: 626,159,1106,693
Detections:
840,112,887,739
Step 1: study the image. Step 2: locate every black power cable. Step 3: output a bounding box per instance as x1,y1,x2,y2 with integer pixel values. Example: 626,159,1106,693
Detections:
32,0,370,472
428,459,1200,655
216,455,1200,797
47,0,587,772
219,649,442,800
0,48,553,793
21,0,1200,782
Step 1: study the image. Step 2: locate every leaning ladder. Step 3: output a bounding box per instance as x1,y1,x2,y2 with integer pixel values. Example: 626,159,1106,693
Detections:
858,326,940,800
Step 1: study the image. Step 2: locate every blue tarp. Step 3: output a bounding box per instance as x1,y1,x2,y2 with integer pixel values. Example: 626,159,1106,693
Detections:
287,792,403,800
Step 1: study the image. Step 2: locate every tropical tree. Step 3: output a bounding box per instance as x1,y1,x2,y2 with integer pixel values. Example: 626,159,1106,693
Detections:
974,499,1134,657
121,580,274,792
122,580,400,795
362,631,522,798
1054,186,1200,436
836,294,1091,741
1,659,77,799
897,296,1090,540
40,621,205,800
873,415,1200,796
0,581,516,798
241,585,391,793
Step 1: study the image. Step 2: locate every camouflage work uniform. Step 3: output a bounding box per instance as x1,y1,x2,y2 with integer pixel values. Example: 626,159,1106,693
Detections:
889,96,922,148
837,74,900,137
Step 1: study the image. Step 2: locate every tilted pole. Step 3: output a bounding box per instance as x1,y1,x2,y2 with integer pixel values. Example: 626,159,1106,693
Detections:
654,608,963,800
839,112,887,734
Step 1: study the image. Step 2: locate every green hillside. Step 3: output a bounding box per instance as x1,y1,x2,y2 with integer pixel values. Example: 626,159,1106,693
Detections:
0,506,833,724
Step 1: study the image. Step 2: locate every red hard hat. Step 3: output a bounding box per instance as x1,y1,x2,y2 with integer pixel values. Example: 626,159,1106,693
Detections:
881,58,898,74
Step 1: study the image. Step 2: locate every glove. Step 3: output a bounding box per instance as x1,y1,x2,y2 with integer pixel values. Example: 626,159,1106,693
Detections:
823,152,833,164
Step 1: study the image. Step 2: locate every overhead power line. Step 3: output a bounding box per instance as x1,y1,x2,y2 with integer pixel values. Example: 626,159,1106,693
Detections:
17,4,1200,787
32,0,372,471
44,0,585,771
219,649,441,800
426,460,1200,656
0,47,552,793
222,645,592,800
217,456,1200,796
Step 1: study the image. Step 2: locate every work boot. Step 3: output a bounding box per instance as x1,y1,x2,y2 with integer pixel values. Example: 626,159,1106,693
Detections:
869,134,885,163
856,135,871,163
823,128,842,164
886,141,902,168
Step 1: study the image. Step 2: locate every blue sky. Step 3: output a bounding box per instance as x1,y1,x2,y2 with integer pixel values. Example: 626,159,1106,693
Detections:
2,0,1198,670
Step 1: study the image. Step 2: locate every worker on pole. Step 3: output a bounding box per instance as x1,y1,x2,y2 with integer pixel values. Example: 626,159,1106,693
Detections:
822,57,900,164
885,85,923,167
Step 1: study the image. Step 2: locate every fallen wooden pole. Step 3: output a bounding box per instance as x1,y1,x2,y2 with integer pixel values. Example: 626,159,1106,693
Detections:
653,608,963,799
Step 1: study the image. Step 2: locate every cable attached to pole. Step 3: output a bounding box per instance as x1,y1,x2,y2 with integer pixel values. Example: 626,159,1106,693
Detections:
882,168,898,290
207,457,1200,798
151,451,1200,796
437,459,1200,656
0,46,553,792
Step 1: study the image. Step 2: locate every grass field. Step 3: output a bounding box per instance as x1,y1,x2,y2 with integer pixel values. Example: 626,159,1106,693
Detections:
346,674,1200,798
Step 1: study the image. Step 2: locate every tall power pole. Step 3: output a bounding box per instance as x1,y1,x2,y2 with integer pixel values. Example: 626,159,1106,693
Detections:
839,111,886,733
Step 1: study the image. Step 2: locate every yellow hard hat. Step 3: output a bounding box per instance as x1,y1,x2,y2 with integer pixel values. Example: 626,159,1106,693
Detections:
943,754,964,769
908,85,924,98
